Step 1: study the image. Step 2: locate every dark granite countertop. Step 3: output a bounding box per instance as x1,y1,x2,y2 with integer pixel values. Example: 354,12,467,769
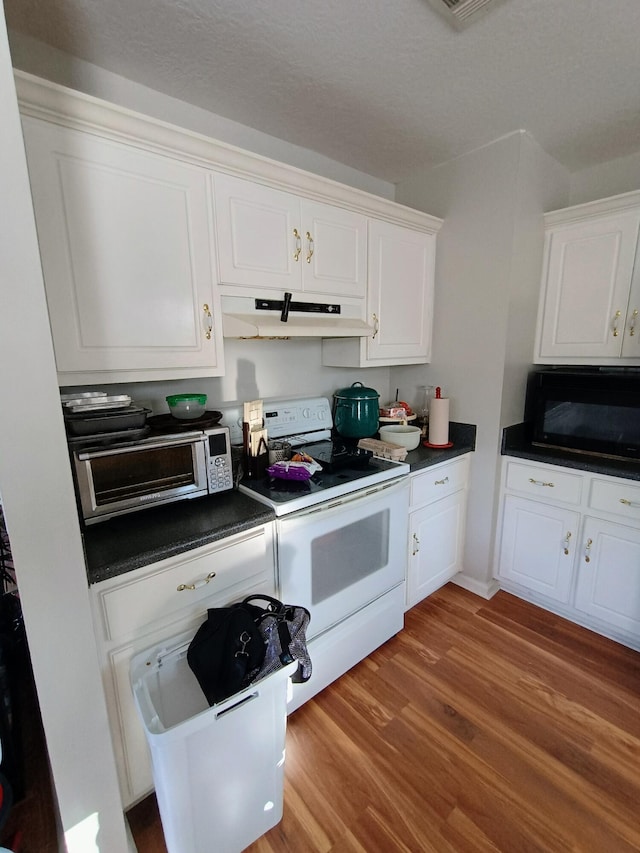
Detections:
502,423,640,482
83,490,275,584
404,422,476,473
83,421,476,585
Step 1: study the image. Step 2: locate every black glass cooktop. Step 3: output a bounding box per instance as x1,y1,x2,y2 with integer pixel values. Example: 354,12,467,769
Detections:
239,440,408,514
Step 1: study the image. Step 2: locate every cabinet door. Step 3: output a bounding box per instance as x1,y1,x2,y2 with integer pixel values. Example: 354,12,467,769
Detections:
22,117,223,382
537,211,640,360
574,517,640,638
407,490,466,609
367,220,434,362
301,200,366,298
498,495,578,603
213,172,301,290
621,238,640,357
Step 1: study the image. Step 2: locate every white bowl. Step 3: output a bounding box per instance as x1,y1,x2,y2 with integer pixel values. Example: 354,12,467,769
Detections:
378,424,422,451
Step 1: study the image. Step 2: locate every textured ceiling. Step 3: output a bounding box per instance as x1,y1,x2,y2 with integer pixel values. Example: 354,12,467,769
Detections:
5,0,640,183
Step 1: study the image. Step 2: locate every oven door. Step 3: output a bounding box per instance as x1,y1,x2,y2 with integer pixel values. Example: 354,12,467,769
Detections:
275,477,409,640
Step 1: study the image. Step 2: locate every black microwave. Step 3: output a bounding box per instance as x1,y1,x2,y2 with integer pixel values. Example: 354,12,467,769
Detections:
525,368,640,461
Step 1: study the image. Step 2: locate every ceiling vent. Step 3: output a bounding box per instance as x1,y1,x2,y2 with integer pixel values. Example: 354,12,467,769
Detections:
426,0,506,28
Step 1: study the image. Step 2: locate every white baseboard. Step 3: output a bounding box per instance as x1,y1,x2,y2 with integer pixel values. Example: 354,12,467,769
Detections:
451,573,500,600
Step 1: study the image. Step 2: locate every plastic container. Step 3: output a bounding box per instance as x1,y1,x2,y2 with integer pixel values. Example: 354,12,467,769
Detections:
166,394,207,420
131,630,294,853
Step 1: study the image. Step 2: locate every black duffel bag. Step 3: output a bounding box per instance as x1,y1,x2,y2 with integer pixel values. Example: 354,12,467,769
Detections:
187,595,311,706
186,603,266,706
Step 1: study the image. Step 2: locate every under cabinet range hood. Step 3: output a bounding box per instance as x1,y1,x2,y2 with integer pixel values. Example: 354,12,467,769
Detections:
221,295,375,339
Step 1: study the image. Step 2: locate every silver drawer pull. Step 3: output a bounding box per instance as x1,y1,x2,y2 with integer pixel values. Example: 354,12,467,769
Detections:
529,478,554,488
177,571,216,591
619,498,640,507
412,533,420,555
434,476,449,486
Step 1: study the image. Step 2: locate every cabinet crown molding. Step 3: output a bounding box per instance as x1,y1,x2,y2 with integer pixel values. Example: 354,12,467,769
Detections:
14,70,442,234
544,189,640,228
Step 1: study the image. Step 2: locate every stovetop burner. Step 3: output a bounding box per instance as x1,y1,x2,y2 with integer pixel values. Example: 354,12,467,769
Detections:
299,440,373,472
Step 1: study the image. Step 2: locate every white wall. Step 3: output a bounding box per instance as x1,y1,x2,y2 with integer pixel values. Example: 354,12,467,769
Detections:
0,12,131,853
569,149,640,207
8,30,394,201
393,132,569,593
65,338,393,417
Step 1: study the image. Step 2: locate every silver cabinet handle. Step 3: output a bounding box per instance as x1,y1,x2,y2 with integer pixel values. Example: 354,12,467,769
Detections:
306,231,314,264
563,531,572,556
412,533,420,556
372,313,379,339
434,476,449,486
584,538,593,563
629,308,638,337
620,497,640,507
529,478,554,488
177,571,216,591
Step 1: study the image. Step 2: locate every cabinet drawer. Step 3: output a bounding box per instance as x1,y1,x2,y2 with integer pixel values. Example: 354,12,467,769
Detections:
96,525,274,641
505,461,582,505
411,456,469,508
589,478,640,521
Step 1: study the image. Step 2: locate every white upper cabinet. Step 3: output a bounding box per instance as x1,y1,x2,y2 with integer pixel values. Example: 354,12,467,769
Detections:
22,117,224,385
366,219,435,362
322,219,436,367
16,71,441,371
534,192,640,365
213,172,367,299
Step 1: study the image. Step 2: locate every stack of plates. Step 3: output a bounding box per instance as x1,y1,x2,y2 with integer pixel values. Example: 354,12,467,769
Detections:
60,391,132,413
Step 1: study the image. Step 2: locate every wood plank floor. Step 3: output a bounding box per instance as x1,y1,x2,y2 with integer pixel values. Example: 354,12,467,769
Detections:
130,582,640,852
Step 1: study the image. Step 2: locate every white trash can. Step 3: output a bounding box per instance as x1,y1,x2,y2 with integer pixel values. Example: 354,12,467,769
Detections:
130,630,294,853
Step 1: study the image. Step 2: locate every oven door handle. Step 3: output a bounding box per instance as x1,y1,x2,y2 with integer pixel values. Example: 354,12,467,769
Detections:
76,433,205,460
281,477,408,520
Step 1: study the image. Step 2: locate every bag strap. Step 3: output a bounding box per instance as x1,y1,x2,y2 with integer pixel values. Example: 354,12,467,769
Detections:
242,594,285,613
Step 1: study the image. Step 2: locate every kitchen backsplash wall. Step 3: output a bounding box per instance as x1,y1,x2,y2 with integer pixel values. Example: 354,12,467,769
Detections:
63,338,394,416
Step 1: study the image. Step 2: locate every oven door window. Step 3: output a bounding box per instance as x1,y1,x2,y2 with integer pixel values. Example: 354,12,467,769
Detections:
311,511,389,604
90,444,196,506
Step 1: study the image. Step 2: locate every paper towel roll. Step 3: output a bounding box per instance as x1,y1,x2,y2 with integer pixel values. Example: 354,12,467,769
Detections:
428,397,450,446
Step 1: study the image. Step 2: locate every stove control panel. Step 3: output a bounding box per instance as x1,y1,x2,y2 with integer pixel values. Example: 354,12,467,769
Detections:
216,397,333,446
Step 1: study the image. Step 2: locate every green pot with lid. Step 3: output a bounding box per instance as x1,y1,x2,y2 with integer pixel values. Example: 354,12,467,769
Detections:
333,382,380,439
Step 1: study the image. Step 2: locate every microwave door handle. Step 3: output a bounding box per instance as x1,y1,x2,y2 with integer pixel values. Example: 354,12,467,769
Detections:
76,434,204,460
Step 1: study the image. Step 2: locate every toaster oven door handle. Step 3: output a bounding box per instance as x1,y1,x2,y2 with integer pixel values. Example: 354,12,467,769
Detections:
76,434,204,459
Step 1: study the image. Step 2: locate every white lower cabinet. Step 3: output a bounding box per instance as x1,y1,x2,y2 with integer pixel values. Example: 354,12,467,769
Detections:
496,458,640,650
498,495,579,603
406,455,469,609
574,516,640,636
90,523,277,808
